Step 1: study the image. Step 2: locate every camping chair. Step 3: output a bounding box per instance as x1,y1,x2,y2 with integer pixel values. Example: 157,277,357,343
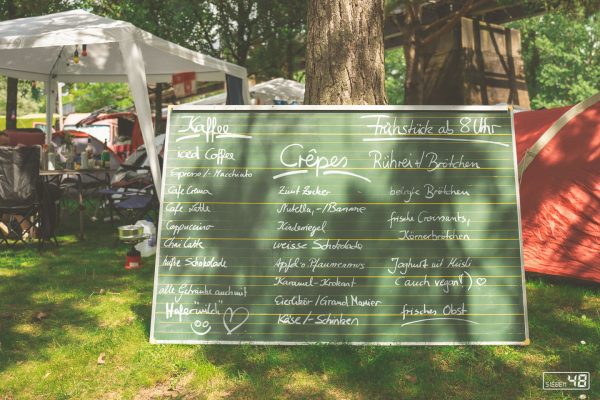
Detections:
113,186,157,224
99,172,158,226
0,146,59,248
99,186,157,228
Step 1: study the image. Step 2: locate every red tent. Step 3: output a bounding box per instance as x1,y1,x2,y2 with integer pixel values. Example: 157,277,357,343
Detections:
514,98,600,283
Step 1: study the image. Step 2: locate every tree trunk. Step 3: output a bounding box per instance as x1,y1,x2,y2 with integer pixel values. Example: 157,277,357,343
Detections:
403,36,425,105
6,77,17,129
402,5,425,105
304,0,386,105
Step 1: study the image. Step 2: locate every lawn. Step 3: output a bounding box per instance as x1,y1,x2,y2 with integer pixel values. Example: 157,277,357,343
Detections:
0,221,598,399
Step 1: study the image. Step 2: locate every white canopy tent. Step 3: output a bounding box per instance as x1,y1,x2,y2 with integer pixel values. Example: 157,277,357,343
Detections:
0,9,250,195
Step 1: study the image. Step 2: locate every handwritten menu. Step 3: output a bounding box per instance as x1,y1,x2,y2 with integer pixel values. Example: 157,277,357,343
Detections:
150,106,529,345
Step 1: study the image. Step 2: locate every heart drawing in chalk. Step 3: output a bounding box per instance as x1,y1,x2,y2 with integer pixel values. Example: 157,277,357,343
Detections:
476,277,487,286
223,307,250,335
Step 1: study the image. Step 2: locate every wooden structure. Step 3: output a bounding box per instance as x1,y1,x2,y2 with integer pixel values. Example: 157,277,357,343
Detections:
419,17,529,106
384,1,542,107
384,1,544,49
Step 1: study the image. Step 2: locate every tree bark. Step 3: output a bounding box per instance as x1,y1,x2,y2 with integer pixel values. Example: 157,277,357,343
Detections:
403,3,424,105
304,0,386,105
403,36,424,105
6,77,17,129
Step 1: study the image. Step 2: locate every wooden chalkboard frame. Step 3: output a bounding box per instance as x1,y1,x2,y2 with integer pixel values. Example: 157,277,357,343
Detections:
150,105,530,346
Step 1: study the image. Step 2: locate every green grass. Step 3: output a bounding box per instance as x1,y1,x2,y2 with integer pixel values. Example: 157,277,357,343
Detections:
0,222,598,399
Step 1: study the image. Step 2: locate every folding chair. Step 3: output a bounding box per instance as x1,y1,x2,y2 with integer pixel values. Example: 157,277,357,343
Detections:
100,184,158,225
0,146,47,248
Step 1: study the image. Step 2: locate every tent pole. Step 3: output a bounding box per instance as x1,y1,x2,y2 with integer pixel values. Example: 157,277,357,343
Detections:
241,76,251,105
45,75,56,146
57,82,64,130
119,37,162,196
45,46,65,146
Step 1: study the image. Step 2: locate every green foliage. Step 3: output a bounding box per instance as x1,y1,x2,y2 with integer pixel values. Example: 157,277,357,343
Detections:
510,11,600,109
520,0,600,17
84,0,216,56
218,1,307,79
84,0,307,80
0,77,44,115
384,48,406,105
0,0,73,20
63,83,134,113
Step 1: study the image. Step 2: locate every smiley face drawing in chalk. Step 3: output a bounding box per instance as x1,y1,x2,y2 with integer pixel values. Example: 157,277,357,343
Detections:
223,307,250,335
190,319,211,336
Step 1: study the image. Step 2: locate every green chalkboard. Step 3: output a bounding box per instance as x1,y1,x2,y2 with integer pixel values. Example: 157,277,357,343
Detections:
150,105,529,345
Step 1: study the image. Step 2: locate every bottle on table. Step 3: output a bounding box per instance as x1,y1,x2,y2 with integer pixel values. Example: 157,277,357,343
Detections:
65,145,75,170
101,139,110,168
81,150,89,169
41,144,48,170
85,138,95,160
45,142,56,170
